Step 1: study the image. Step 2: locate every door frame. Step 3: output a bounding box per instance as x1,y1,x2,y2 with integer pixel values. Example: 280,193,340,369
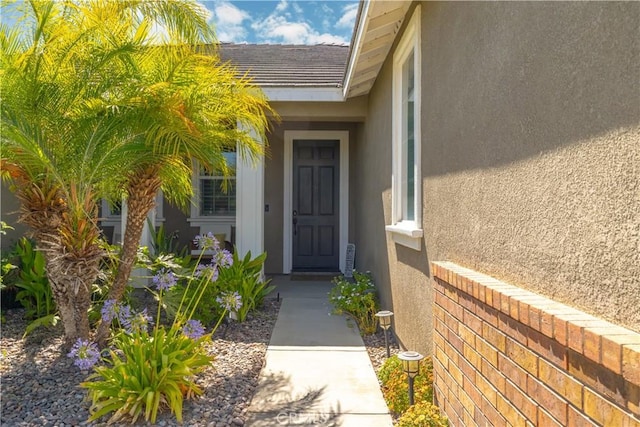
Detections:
283,130,349,274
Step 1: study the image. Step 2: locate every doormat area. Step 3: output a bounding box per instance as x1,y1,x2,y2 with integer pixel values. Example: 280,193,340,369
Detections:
289,273,339,281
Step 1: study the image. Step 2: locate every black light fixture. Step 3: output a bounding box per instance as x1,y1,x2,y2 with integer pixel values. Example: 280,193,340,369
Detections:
375,310,394,357
398,350,424,406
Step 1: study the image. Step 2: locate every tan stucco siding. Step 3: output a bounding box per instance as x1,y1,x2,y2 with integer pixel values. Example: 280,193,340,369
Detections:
354,1,640,354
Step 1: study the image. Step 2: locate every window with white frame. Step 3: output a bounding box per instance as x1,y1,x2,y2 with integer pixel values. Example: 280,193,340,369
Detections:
197,151,236,217
386,6,423,250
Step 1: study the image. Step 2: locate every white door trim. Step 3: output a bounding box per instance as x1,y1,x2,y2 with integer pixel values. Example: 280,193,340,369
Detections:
283,130,349,274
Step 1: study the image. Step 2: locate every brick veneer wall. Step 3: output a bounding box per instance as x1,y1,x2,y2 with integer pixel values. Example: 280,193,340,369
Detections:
431,261,640,426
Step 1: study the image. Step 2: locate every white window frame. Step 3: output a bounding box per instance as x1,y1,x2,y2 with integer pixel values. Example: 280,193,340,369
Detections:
189,154,237,222
385,6,423,251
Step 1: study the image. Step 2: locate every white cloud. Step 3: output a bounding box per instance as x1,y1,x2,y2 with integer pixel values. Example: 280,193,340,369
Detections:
209,1,250,42
275,0,288,13
336,3,359,29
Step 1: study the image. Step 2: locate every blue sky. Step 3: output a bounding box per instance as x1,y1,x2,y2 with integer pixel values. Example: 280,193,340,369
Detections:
200,1,359,45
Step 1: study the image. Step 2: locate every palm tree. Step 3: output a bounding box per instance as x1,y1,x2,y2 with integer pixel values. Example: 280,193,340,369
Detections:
1,0,273,345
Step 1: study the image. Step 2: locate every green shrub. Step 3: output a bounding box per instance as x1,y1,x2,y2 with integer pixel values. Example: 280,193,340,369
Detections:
378,355,435,415
216,250,274,322
328,270,379,334
73,232,234,425
397,401,449,427
13,237,55,319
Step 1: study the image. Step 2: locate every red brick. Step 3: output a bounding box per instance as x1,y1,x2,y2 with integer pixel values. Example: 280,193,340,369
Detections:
499,313,528,346
449,329,464,354
507,337,539,376
519,301,531,327
444,282,458,302
628,382,639,416
477,336,499,367
567,405,599,427
481,358,506,394
483,322,507,353
444,311,458,334
527,376,568,425
463,375,482,407
477,302,499,327
583,388,635,427
505,378,538,423
509,296,521,320
459,323,476,347
538,407,564,427
476,373,498,406
464,342,483,371
568,349,626,408
449,358,464,386
460,293,476,313
601,331,640,375
538,358,583,409
528,328,568,370
485,286,494,308
622,344,640,385
481,395,507,426
464,310,483,334
567,319,605,355
553,313,588,347
459,353,477,384
499,352,529,391
540,311,554,338
529,306,542,332
583,328,602,363
496,396,528,427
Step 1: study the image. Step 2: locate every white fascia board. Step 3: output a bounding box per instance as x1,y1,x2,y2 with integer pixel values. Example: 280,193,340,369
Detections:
343,0,371,99
262,87,345,102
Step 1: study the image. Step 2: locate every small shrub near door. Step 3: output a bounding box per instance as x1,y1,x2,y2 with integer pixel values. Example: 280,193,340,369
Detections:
328,270,379,335
378,355,448,426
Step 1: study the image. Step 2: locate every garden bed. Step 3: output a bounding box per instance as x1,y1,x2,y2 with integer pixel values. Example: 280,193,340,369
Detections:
0,297,280,427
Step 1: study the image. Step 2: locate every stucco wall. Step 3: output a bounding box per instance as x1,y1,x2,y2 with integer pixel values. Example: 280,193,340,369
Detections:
353,1,640,355
0,185,28,250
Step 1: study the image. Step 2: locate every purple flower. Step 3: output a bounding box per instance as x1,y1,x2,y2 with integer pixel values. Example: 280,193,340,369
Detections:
117,304,132,326
101,299,118,323
194,232,220,251
216,291,243,312
182,319,206,340
215,249,233,269
67,339,100,370
195,262,219,282
152,269,177,291
124,309,153,334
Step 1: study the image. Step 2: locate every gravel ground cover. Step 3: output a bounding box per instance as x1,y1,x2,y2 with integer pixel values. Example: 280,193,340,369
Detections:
0,296,280,427
1,294,400,427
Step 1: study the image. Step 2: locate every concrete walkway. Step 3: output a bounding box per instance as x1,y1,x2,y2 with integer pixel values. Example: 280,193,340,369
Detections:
245,277,393,427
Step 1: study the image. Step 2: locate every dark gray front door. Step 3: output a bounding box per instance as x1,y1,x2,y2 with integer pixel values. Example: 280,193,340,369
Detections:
292,140,339,271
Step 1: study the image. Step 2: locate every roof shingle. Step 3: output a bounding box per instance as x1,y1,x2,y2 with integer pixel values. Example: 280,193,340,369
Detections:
218,44,349,88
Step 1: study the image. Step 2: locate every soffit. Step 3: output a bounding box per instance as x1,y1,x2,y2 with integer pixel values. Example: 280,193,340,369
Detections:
344,0,411,99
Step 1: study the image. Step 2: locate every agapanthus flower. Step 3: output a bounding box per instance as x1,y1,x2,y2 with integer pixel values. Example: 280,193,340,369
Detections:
215,249,234,269
124,309,153,334
216,291,243,312
67,338,100,370
194,232,220,251
101,299,118,323
117,304,132,326
182,319,206,340
152,269,177,291
195,262,219,282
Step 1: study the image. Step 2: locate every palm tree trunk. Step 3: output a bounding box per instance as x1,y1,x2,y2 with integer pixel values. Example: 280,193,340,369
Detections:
95,167,162,346
16,182,102,347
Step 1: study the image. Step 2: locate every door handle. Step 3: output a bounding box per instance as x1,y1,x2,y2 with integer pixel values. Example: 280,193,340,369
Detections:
292,210,298,235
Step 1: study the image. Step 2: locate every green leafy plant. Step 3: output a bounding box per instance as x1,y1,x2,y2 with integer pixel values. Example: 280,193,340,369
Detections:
216,250,274,322
74,233,237,424
13,238,56,319
147,219,188,257
397,401,449,427
328,270,379,334
378,355,435,415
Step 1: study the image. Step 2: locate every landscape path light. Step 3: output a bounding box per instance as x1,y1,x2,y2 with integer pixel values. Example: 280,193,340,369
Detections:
398,350,424,406
375,310,394,357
